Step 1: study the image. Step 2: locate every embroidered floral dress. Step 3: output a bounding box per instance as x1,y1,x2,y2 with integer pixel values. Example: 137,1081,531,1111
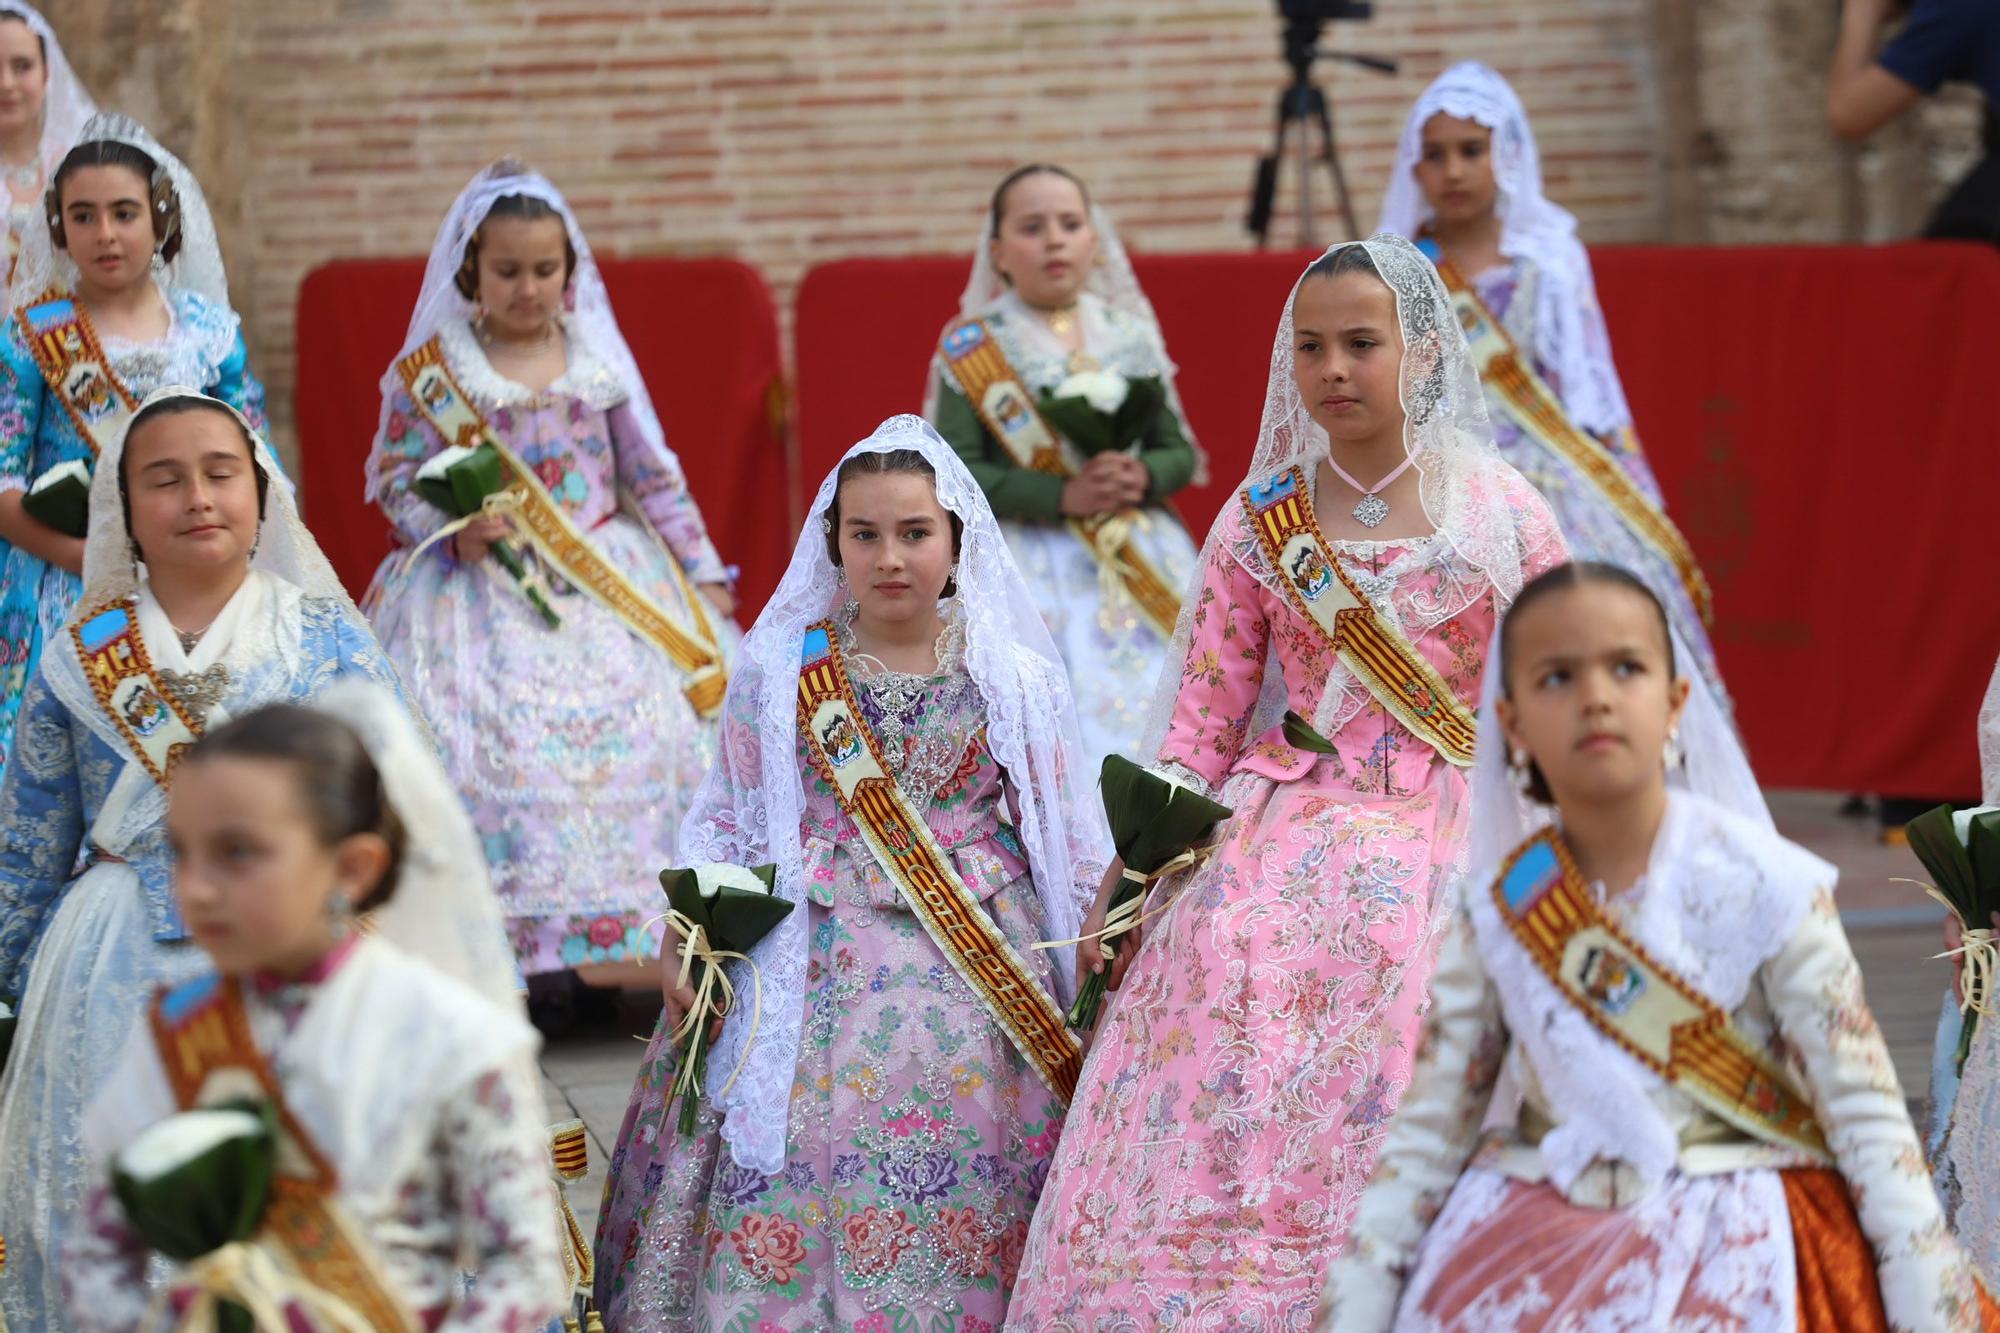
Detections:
66,935,567,1332
1005,471,1564,1330
0,574,395,1332
594,618,1066,1331
0,286,265,769
929,290,1201,769
365,317,734,974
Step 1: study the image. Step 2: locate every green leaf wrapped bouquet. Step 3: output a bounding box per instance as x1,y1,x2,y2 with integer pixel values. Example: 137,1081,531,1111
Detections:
23,458,91,539
413,442,560,628
659,862,795,1135
1065,754,1231,1032
1907,802,2000,1072
111,1102,277,1333
1035,369,1164,459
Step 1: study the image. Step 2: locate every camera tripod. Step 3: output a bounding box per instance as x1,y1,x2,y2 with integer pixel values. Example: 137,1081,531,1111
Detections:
1246,9,1398,248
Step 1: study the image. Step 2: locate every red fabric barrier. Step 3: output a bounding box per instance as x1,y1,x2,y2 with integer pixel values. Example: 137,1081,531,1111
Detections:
793,243,2000,794
294,256,791,613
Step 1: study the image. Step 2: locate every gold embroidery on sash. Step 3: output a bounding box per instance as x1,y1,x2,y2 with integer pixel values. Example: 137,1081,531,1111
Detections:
796,620,1081,1101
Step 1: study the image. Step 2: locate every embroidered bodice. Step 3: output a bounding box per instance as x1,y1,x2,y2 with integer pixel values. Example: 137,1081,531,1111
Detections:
370,316,725,583
795,616,1026,913
0,285,265,489
1157,466,1563,800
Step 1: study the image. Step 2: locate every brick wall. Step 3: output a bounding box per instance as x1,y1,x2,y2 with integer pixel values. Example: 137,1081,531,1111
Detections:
49,1,1965,469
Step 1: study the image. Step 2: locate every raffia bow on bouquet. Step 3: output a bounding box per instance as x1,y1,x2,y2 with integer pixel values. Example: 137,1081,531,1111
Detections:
1038,754,1231,1032
112,1103,373,1333
656,862,794,1135
1903,803,2000,1072
408,442,561,628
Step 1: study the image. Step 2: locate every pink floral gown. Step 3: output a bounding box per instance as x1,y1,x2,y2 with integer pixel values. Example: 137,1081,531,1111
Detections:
365,318,733,975
594,639,1074,1331
1005,471,1563,1329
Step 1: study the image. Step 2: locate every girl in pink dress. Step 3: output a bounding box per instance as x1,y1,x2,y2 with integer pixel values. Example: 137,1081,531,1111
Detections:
1005,234,1566,1329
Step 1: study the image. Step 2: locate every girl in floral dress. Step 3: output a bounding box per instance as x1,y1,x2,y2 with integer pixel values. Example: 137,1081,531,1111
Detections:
0,389,396,1330
67,681,567,1331
1377,62,1722,708
1005,235,1565,1329
1322,562,1994,1331
925,164,1202,770
592,416,1109,1331
363,160,736,987
0,113,264,770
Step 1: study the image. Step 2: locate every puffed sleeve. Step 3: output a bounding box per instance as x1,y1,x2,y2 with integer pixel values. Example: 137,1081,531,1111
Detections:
207,326,269,441
0,675,84,997
1316,901,1510,1333
610,400,727,585
1764,888,1992,1331
368,383,456,547
1153,518,1272,793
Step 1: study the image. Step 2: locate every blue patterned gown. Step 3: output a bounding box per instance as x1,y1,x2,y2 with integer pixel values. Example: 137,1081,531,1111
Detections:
0,286,265,772
0,572,396,1331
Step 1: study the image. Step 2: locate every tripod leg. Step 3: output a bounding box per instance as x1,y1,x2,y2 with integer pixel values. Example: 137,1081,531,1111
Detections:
1247,108,1293,248
1312,94,1360,240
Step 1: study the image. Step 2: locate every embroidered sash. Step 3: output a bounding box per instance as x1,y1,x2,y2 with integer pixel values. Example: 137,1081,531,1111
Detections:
396,337,729,718
1422,244,1713,626
148,974,422,1332
19,287,137,456
939,318,1181,639
796,620,1081,1102
1493,829,1831,1159
1241,466,1479,767
69,599,204,787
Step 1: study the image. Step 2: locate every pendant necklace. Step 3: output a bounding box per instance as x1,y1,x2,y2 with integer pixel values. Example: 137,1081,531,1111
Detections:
1325,451,1417,529
1044,303,1079,340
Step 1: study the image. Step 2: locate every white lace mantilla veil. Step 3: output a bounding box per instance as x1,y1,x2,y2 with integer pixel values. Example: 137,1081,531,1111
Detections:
361,158,687,511
1980,655,2000,805
10,110,229,310
923,187,1209,483
690,414,1112,1174
312,677,523,1016
1462,604,1814,1195
0,4,94,214
1377,61,1634,438
1138,233,1539,760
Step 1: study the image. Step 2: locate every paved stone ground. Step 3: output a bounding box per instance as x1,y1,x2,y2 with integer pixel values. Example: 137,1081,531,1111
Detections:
538,791,1956,1246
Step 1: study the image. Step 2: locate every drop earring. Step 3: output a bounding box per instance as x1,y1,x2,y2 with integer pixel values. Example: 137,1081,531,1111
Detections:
1509,746,1537,800
1663,725,1684,772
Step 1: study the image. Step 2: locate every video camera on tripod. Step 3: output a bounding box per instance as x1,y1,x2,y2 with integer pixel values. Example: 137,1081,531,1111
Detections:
1247,0,1399,247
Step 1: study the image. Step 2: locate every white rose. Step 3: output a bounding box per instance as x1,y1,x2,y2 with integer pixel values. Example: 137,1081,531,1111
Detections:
414,444,480,483
693,862,770,899
28,458,89,495
116,1107,265,1183
1954,805,2000,846
1055,369,1129,415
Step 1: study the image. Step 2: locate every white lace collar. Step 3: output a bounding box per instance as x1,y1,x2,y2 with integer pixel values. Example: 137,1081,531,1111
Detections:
437,315,626,412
